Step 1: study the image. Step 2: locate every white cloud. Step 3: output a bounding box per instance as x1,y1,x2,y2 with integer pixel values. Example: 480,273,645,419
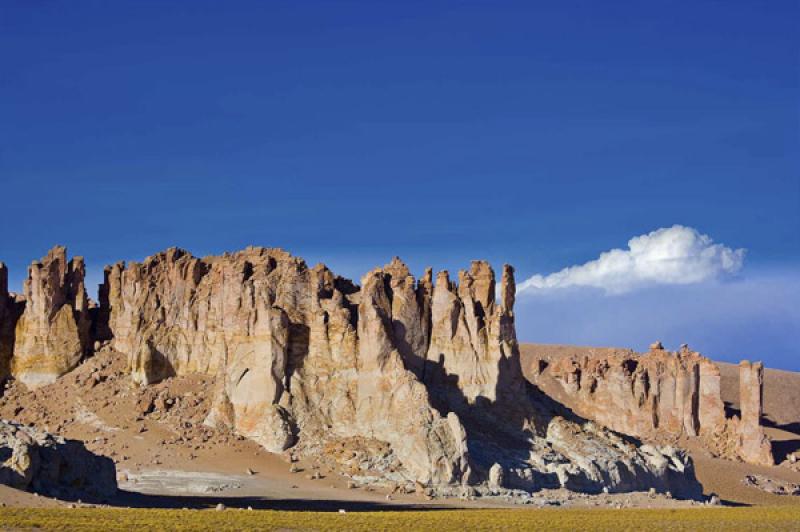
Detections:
519,225,746,295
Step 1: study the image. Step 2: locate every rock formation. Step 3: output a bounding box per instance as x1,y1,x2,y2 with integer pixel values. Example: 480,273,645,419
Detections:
0,419,117,500
533,344,726,439
523,344,773,467
0,263,24,383
90,247,700,496
0,245,711,497
11,247,91,389
736,361,773,466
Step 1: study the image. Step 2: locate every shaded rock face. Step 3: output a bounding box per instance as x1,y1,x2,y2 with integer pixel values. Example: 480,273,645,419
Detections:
524,345,773,467
0,419,117,500
11,247,91,389
0,263,24,383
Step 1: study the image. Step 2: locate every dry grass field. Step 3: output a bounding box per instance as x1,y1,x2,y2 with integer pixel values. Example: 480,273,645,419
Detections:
2,506,800,531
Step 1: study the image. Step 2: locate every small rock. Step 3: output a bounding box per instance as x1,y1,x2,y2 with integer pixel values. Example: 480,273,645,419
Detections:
215,503,226,511
488,463,504,491
246,468,255,476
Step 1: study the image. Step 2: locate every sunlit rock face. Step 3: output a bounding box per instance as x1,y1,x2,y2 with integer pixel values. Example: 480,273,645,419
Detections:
525,343,772,467
11,247,91,389
90,248,700,496
0,245,704,496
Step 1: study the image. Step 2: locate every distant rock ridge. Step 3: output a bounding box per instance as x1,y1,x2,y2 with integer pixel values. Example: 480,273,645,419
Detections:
523,343,773,466
4,245,767,497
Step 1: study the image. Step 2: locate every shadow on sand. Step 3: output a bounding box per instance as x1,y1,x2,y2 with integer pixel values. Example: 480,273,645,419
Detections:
105,491,450,511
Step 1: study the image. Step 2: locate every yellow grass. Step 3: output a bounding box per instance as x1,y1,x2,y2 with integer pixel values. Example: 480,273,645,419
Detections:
1,506,800,531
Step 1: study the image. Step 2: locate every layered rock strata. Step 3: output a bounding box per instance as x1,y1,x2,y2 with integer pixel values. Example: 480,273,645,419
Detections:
524,344,772,466
11,247,91,389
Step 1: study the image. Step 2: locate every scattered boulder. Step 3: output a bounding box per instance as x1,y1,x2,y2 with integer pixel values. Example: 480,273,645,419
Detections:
742,474,800,496
488,463,504,491
0,419,116,500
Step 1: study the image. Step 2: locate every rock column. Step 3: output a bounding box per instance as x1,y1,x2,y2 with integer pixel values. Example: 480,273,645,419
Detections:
11,247,91,388
737,360,773,466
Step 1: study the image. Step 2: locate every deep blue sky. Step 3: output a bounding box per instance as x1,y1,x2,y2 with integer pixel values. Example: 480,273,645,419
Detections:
2,2,798,368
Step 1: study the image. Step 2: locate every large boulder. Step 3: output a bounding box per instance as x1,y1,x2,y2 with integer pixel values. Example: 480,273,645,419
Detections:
0,419,117,500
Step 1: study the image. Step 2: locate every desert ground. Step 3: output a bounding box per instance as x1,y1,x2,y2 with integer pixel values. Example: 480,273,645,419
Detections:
1,343,799,517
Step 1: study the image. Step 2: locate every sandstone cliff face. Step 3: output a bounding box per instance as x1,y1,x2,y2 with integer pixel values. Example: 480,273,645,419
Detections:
524,345,772,467
11,247,91,389
93,248,699,495
0,245,708,495
537,344,726,439
100,250,476,485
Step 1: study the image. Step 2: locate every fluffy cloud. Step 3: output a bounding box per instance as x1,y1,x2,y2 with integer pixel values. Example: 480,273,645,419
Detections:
518,225,745,295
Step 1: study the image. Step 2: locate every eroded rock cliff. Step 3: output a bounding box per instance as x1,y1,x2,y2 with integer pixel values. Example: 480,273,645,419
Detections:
0,246,713,497
523,344,773,467
88,248,700,495
11,247,91,389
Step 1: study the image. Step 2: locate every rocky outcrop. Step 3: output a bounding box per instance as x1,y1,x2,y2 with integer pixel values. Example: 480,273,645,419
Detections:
533,344,726,440
0,419,117,500
0,263,24,384
523,345,773,467
11,247,91,389
736,361,773,466
0,244,708,496
93,248,701,496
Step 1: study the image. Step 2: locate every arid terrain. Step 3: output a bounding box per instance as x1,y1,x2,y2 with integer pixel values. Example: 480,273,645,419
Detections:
1,246,799,518
0,343,797,512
